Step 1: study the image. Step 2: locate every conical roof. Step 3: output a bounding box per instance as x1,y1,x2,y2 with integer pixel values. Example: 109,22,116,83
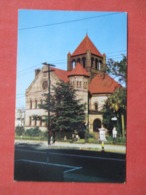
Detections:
68,62,89,77
71,34,102,57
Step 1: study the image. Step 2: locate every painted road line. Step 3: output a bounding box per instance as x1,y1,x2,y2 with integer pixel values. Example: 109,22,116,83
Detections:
15,159,82,173
16,148,125,162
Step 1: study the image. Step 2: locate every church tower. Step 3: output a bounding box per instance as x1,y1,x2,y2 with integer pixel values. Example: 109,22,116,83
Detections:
68,62,89,121
67,34,106,79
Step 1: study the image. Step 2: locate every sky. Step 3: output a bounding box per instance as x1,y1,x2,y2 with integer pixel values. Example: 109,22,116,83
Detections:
16,10,127,108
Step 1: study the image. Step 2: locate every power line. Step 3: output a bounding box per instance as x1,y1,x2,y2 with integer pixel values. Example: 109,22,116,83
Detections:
19,12,123,31
18,59,66,73
17,51,126,75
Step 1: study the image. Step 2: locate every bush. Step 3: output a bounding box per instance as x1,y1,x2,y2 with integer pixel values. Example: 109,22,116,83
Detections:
25,127,41,137
15,126,25,136
39,131,48,140
78,130,85,139
106,135,126,144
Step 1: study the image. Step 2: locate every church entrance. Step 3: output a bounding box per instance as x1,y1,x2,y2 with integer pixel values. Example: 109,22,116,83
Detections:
93,119,101,132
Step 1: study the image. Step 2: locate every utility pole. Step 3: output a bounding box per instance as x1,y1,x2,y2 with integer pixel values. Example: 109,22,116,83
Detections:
42,62,55,145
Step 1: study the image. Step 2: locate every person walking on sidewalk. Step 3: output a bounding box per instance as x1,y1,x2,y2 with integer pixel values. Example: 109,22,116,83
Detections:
99,125,107,151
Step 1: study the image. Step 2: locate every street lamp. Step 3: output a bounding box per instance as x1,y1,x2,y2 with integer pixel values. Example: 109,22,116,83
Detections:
111,116,117,127
111,116,118,140
42,62,55,145
111,117,117,122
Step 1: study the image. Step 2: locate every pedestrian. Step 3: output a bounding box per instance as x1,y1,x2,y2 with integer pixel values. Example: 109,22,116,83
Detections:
99,125,107,142
112,127,117,138
99,125,107,151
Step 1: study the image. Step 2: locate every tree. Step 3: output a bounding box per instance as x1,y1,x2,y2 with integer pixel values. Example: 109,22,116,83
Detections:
102,55,127,137
106,55,127,86
40,81,86,142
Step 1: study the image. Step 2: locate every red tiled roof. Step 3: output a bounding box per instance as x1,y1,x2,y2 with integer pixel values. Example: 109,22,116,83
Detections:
71,34,102,57
68,63,89,77
51,67,69,82
89,73,121,94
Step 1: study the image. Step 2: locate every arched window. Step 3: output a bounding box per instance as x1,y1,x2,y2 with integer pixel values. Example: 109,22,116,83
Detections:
82,57,86,68
93,118,101,132
95,59,98,70
72,60,76,69
94,102,98,111
77,58,80,63
91,57,94,68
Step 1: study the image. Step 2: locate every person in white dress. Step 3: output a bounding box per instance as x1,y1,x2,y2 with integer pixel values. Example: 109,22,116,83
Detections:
99,125,107,151
112,127,117,138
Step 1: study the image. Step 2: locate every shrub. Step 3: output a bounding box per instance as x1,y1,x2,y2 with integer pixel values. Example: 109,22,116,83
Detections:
25,127,41,137
15,126,25,136
106,135,126,144
78,130,85,139
40,131,48,140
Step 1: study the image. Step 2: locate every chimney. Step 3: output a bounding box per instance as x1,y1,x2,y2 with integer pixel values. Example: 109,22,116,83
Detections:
35,69,40,77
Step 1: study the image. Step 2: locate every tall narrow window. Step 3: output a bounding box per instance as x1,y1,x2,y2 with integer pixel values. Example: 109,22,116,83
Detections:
98,61,102,70
72,60,76,69
84,82,87,89
94,102,98,111
34,118,37,126
82,57,86,68
40,118,42,127
35,100,37,109
30,100,32,109
29,116,32,126
95,59,98,70
77,58,80,63
91,57,94,68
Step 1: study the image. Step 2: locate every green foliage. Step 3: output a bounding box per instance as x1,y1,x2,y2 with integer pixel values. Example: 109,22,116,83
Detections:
25,127,41,137
106,55,127,86
106,135,126,144
106,87,126,112
50,81,86,133
15,126,25,136
102,55,127,135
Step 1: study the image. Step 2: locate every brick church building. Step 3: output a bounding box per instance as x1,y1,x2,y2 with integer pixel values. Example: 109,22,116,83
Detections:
25,34,120,133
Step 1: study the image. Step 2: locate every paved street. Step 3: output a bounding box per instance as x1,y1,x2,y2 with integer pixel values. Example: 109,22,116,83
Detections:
15,140,126,153
14,140,126,182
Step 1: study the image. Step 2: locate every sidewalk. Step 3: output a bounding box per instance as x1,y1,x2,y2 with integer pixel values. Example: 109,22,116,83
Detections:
15,140,126,154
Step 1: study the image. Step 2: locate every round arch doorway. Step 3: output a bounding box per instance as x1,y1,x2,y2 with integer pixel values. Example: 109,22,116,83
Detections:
93,119,102,132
